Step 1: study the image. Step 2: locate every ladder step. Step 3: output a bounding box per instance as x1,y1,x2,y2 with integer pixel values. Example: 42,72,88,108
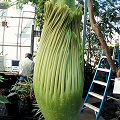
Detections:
97,68,110,72
94,80,107,86
101,56,107,58
89,92,103,100
111,79,115,81
84,103,100,113
101,56,117,60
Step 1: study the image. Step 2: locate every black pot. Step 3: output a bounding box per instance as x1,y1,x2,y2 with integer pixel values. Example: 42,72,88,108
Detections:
5,100,19,117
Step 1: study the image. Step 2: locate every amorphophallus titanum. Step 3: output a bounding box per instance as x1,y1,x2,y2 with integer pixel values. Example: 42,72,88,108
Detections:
33,0,84,120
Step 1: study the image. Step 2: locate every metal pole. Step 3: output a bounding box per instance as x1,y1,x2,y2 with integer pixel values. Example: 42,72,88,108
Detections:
30,25,34,55
83,0,88,49
2,9,7,55
17,11,22,60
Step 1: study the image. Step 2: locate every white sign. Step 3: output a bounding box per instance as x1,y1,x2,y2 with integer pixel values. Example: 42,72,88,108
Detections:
113,78,120,94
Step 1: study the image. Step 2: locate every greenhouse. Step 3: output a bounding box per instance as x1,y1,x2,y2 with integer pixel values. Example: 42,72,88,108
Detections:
0,0,120,120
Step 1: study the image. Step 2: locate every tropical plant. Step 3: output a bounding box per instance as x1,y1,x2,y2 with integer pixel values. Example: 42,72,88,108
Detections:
5,78,35,117
7,77,34,101
33,0,84,120
85,0,120,66
88,0,120,77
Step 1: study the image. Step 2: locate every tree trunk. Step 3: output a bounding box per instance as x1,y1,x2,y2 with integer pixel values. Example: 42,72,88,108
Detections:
88,0,120,77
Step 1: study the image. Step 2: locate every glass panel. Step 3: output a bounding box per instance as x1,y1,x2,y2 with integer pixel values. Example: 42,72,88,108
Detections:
22,5,35,18
0,45,3,54
18,19,33,47
4,46,17,60
0,9,7,20
0,10,4,16
0,4,35,61
20,19,33,34
19,38,31,46
4,27,18,45
6,18,20,27
18,47,31,60
7,6,21,17
0,27,4,45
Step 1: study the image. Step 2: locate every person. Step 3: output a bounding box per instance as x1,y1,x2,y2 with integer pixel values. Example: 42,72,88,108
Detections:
19,53,34,82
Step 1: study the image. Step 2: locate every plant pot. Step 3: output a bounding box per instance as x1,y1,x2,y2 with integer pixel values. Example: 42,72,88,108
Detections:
5,100,19,117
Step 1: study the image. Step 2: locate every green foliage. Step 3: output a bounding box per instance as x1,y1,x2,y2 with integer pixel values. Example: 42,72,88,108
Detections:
85,0,119,66
36,0,48,31
94,0,119,33
0,75,9,103
0,75,3,82
0,95,9,103
4,78,39,117
85,22,101,66
8,78,34,100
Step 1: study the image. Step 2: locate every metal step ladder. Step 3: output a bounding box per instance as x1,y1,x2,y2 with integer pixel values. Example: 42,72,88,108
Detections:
80,43,119,120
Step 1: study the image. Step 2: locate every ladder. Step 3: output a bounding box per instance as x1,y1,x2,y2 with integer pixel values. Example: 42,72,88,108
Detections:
80,43,119,120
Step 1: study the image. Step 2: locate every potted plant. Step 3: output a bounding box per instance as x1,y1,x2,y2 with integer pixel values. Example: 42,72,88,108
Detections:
4,78,35,118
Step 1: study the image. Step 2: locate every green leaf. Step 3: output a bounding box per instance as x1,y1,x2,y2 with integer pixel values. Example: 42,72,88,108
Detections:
0,79,3,82
7,92,17,98
11,86,20,91
0,95,9,103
